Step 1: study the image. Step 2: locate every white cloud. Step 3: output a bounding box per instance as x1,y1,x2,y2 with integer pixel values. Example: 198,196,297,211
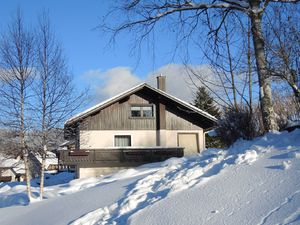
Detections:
99,67,141,98
146,64,212,102
81,64,213,104
81,67,141,103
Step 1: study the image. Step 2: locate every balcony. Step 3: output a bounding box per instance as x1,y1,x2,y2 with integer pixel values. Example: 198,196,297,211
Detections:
59,147,184,167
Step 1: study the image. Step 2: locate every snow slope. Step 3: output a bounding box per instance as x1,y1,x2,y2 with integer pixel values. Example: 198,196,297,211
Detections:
0,130,299,225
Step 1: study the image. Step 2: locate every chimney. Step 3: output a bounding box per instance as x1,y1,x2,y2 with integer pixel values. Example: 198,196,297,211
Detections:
156,74,166,147
156,74,166,91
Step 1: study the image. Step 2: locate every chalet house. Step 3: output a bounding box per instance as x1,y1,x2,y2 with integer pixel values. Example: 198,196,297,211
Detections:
60,76,217,178
31,151,59,174
0,156,25,182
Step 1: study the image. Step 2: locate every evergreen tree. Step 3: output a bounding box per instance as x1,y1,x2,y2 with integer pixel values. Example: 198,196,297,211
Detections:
193,86,220,118
193,86,224,148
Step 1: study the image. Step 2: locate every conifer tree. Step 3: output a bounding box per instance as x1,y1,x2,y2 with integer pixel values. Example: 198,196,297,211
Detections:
193,86,220,118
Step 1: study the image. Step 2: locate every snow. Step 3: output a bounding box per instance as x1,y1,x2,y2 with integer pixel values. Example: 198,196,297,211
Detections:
0,155,25,174
34,151,58,169
0,129,299,225
286,119,300,129
206,129,217,137
235,150,258,165
282,160,292,170
0,156,19,168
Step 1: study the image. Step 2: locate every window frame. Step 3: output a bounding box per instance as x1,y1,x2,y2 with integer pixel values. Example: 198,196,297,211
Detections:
114,135,132,147
130,104,155,119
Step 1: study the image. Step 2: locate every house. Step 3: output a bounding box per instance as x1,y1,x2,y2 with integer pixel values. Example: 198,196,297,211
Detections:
59,76,217,178
0,155,26,182
32,151,59,174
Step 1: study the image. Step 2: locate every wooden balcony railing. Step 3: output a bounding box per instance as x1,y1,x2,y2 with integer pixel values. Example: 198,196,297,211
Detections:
59,147,184,166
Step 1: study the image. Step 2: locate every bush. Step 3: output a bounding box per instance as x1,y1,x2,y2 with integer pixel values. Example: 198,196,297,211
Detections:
205,134,226,149
272,92,300,130
217,106,263,146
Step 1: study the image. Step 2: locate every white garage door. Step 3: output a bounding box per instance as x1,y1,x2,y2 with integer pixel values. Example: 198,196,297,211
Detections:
178,133,199,155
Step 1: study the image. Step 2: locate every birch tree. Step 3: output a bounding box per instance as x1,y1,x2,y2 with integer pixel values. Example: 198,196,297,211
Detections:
33,12,87,200
0,11,35,200
104,0,300,131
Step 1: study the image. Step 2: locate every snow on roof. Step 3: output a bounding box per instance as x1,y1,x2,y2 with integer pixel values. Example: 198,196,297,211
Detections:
0,157,18,168
206,129,217,137
65,83,217,125
65,83,147,125
34,152,58,169
0,155,25,174
286,120,300,129
59,140,71,147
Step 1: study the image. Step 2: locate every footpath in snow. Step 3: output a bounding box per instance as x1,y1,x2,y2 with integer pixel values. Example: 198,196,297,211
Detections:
0,130,299,225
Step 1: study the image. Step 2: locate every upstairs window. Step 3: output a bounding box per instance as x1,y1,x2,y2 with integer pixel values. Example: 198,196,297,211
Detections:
131,106,142,117
131,105,154,118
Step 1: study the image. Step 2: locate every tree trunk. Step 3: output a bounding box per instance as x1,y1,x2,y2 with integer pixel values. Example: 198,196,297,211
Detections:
39,145,46,200
250,12,278,131
21,81,32,200
22,147,32,200
247,19,253,114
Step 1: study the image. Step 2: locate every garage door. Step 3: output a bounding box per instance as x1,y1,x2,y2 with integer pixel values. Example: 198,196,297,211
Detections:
178,133,199,155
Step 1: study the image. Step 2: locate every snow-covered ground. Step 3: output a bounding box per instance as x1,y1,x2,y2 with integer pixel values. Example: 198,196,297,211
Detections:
0,130,299,225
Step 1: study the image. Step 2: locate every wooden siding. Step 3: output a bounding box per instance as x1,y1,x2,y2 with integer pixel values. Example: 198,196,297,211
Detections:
79,91,202,131
80,93,157,130
166,107,202,130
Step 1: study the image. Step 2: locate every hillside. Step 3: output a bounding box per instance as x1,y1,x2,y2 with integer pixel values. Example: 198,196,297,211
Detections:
0,130,299,225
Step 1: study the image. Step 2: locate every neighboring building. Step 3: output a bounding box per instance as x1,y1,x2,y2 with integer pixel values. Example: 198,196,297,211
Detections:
32,151,59,174
60,76,217,178
0,151,58,182
0,156,25,182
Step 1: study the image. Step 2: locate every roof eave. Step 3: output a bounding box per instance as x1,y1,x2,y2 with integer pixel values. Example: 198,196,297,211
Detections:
65,83,147,125
65,82,218,126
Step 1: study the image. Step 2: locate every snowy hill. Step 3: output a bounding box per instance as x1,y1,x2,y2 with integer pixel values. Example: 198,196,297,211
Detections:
0,130,299,225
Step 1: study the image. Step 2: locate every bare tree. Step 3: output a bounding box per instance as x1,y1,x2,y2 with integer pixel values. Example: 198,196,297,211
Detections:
0,10,35,200
33,12,87,200
264,4,300,103
103,0,300,131
0,129,21,158
187,16,256,114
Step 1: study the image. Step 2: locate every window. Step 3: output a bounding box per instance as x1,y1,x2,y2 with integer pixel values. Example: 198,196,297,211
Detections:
115,135,131,147
131,106,142,117
131,105,154,118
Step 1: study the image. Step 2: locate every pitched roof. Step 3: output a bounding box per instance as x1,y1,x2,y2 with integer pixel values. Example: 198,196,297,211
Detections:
0,155,25,174
65,83,218,125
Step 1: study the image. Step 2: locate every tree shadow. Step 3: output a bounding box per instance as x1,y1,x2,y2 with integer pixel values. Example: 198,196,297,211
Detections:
265,165,284,170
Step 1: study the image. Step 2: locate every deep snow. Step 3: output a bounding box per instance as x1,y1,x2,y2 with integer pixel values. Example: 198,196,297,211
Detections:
0,130,299,225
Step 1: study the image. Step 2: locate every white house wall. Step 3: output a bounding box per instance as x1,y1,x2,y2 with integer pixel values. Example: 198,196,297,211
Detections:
78,167,129,178
80,130,157,149
80,129,204,153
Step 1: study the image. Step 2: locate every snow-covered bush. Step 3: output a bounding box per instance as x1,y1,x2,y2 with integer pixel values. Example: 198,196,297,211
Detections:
272,91,300,130
217,106,263,146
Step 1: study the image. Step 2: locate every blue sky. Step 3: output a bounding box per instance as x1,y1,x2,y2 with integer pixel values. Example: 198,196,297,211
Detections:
0,0,206,103
0,1,194,76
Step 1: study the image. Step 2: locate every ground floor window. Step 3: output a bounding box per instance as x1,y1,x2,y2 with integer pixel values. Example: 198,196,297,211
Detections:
114,135,131,147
